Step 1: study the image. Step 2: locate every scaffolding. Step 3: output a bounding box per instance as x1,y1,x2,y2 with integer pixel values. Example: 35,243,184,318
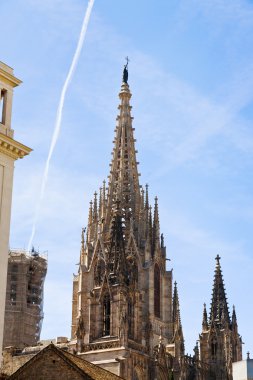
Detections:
3,249,47,349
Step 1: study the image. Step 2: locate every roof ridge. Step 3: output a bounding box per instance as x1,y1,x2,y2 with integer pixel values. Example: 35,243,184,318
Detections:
8,343,123,380
8,344,90,379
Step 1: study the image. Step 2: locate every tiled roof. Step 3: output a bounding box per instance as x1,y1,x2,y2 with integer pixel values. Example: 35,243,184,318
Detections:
8,343,124,380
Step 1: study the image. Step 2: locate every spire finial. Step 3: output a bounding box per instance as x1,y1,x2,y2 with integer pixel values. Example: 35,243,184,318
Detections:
215,254,221,266
123,57,129,83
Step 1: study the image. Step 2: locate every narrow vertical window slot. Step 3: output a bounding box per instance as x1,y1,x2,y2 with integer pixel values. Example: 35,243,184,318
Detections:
0,89,7,125
154,264,161,318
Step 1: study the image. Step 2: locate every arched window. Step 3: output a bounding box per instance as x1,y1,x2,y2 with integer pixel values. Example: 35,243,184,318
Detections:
127,258,138,288
103,294,110,336
233,343,237,361
94,258,105,287
154,264,161,318
211,338,217,359
128,298,134,339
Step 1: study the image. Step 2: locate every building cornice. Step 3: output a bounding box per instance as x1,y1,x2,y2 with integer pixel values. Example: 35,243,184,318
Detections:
0,62,22,87
0,132,32,160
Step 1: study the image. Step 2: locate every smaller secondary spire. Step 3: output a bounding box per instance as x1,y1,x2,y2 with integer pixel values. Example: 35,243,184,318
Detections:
93,192,98,222
88,201,93,225
173,281,182,329
79,227,86,265
232,305,238,332
148,206,153,245
153,196,159,224
172,281,185,356
232,305,237,322
152,196,160,255
145,184,149,209
81,227,85,251
202,303,208,331
210,255,230,327
102,180,106,218
98,187,102,219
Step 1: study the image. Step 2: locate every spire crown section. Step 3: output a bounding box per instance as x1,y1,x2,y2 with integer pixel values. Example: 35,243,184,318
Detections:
81,64,169,272
209,256,230,327
105,66,140,233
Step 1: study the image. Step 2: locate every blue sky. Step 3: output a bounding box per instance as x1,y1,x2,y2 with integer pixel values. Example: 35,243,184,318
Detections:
2,0,253,356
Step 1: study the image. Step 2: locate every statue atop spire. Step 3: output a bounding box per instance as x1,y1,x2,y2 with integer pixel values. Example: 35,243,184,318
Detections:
215,254,221,266
123,56,129,83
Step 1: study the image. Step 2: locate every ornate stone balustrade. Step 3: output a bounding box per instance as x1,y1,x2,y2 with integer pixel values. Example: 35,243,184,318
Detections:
83,340,120,352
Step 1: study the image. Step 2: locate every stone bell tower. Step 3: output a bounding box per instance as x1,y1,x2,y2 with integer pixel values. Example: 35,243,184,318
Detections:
70,64,183,379
0,62,31,358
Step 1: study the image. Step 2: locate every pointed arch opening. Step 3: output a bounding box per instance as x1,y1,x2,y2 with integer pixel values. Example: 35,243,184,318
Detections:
233,343,237,361
154,264,161,318
128,297,135,339
103,293,111,336
211,337,217,359
94,258,105,287
127,256,138,288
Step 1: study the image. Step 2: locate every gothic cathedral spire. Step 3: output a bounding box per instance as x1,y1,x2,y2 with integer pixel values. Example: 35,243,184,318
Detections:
210,254,230,326
71,63,176,380
105,64,140,235
199,256,242,380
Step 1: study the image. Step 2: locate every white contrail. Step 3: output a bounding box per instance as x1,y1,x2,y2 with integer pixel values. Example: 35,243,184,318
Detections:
28,0,95,252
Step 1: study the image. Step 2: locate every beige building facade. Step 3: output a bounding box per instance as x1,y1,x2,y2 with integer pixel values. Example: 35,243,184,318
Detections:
0,62,31,359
